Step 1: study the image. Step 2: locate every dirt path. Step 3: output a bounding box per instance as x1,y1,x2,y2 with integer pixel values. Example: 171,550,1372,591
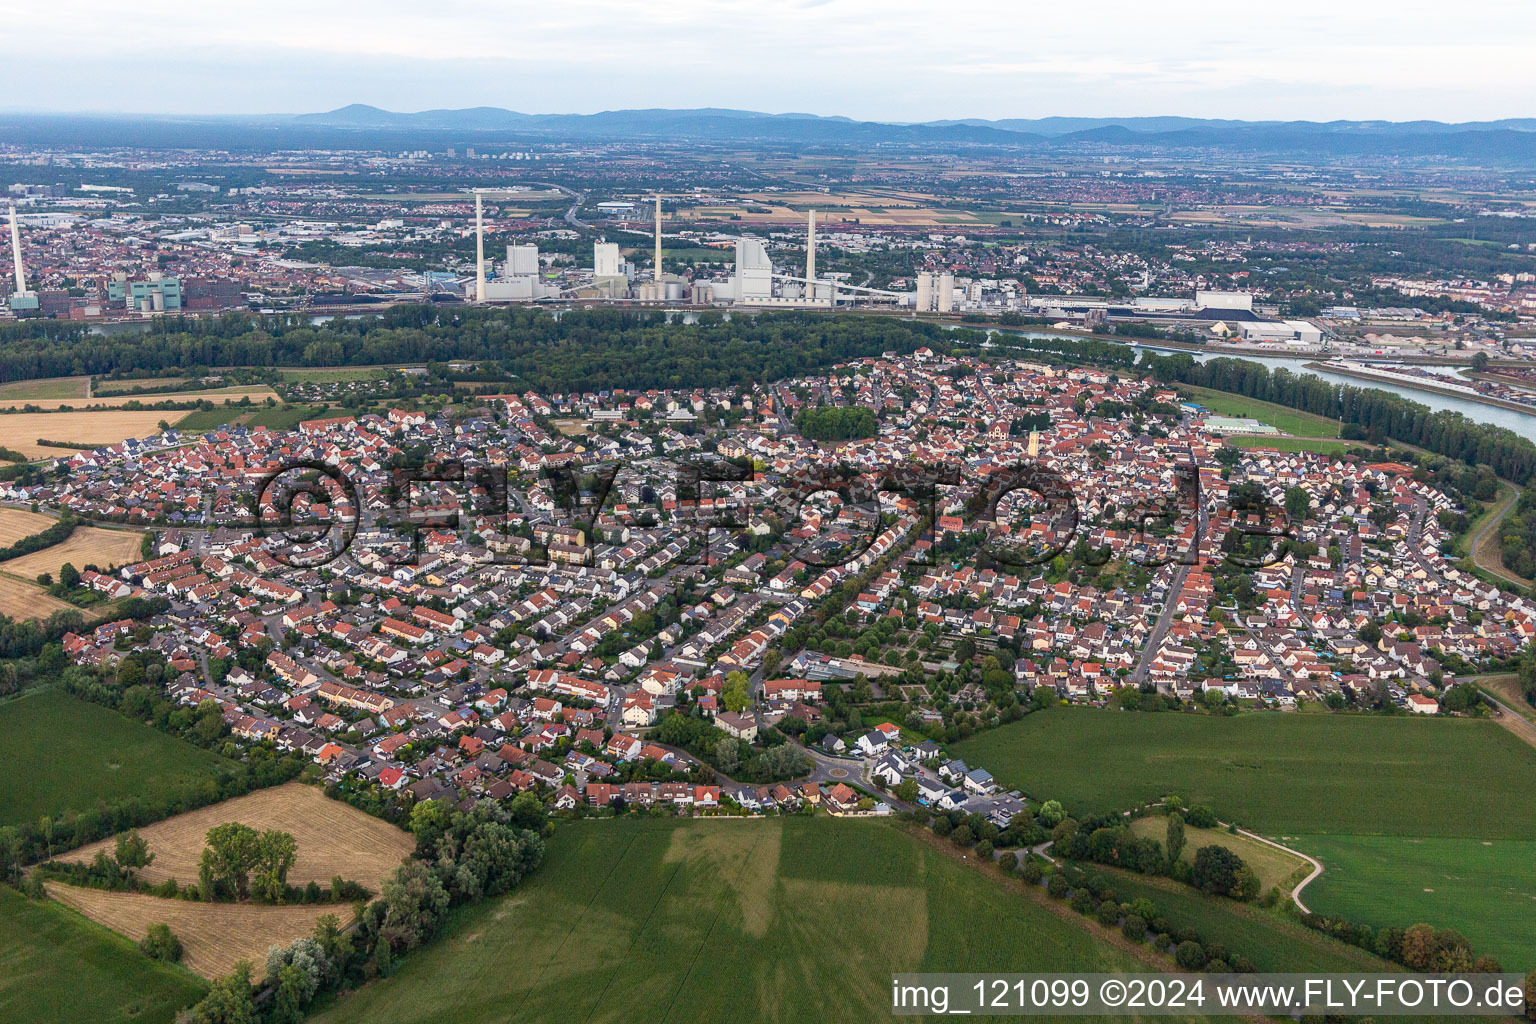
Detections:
1468,485,1532,590
1466,674,1536,751
1231,827,1323,914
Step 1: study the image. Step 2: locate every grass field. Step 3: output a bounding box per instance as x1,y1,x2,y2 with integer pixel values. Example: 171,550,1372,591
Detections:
46,882,341,982
1100,870,1397,974
0,386,279,411
0,376,92,406
0,886,205,1024
1126,816,1308,895
1227,436,1360,455
1291,835,1536,969
949,707,1536,838
1179,385,1342,438
0,410,172,458
0,689,231,825
176,403,327,433
0,506,59,545
275,367,394,382
3,525,145,578
311,816,1191,1024
63,783,414,890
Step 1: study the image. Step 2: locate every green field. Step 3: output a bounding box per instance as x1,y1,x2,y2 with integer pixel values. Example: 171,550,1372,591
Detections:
950,707,1536,838
275,366,394,382
176,402,328,433
1292,835,1536,969
0,689,231,826
1101,870,1394,974
1179,385,1341,438
1227,436,1360,455
312,816,1193,1024
0,886,205,1024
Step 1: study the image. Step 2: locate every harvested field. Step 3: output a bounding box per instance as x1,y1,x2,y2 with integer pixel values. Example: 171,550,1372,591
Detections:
0,411,172,458
4,525,145,577
0,577,74,620
62,783,414,890
45,883,337,981
0,506,60,545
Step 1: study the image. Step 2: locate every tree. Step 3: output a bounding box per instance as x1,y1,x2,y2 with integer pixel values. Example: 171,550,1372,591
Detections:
377,861,450,953
409,799,453,856
1191,845,1244,897
201,823,260,900
1230,864,1261,902
182,962,256,1024
140,923,182,962
1175,941,1208,970
894,777,919,804
1038,799,1065,826
1284,486,1310,522
252,829,299,903
1359,620,1382,646
58,562,81,590
723,671,751,714
713,736,741,774
1165,812,1186,865
115,830,154,873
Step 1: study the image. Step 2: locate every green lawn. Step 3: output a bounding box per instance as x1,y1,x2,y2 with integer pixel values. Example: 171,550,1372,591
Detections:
1126,817,1307,896
0,886,205,1024
1179,385,1341,438
312,816,1189,1024
1227,436,1360,455
0,688,231,826
950,707,1536,838
1291,835,1536,970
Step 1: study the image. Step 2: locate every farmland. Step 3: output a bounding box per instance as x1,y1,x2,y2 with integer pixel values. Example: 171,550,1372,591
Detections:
63,782,414,890
0,506,61,544
45,883,340,982
0,385,278,411
0,577,75,620
311,816,1194,1024
1290,834,1536,969
3,525,145,578
0,688,231,826
0,375,92,406
0,410,173,458
0,885,205,1024
949,707,1536,838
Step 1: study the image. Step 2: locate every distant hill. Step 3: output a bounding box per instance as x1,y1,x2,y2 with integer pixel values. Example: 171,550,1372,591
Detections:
7,106,1536,162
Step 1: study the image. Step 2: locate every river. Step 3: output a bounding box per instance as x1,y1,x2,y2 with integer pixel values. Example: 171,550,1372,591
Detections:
981,328,1536,435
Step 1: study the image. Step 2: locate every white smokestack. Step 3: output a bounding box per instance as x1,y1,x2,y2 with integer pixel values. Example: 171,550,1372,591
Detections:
654,195,663,280
474,192,486,302
806,209,816,294
8,205,25,295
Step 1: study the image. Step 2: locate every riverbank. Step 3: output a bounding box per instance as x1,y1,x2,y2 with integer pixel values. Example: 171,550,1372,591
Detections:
1304,361,1536,417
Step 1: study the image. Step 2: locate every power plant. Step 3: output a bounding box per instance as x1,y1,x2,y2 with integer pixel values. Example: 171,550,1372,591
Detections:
464,190,921,309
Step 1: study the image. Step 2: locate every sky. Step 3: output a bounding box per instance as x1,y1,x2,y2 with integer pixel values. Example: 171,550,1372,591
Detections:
2,0,1534,122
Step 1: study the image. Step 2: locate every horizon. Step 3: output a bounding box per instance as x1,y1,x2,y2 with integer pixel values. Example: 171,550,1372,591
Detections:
3,0,1534,122
4,104,1536,127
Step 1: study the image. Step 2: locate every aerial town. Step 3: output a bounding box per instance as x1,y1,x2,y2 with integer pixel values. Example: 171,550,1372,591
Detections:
4,8,1536,1022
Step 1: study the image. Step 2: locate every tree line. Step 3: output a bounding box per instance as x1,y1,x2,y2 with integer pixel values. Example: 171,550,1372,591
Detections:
0,307,966,393
1143,353,1536,486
